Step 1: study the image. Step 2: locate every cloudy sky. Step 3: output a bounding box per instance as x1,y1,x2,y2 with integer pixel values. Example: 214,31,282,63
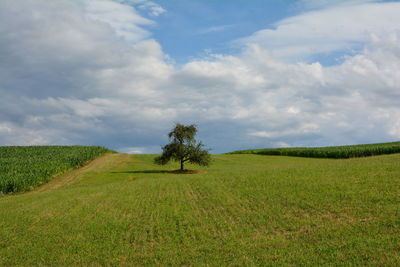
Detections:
1,0,400,153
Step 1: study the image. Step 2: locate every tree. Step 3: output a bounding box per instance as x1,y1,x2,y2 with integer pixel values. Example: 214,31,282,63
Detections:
154,123,211,171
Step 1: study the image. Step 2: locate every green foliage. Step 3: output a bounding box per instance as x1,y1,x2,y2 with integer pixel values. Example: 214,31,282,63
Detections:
155,123,211,170
0,146,112,194
229,141,400,158
1,153,400,265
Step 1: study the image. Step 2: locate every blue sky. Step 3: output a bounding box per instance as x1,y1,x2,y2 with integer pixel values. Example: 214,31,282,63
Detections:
147,0,394,65
1,0,400,153
150,0,297,64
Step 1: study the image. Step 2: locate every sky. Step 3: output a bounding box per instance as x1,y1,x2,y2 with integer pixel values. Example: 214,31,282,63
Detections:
1,0,400,154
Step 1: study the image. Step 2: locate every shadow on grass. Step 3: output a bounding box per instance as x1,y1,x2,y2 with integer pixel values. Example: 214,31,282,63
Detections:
112,170,204,174
113,170,172,174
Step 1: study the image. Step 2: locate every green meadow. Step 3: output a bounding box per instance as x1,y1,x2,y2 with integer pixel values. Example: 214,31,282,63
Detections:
1,152,399,265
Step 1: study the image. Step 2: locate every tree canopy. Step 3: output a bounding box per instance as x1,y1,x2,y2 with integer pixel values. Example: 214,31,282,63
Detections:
154,123,211,171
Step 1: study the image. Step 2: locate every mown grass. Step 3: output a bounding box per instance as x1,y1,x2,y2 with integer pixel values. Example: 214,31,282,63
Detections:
0,146,113,194
229,141,400,158
0,153,399,265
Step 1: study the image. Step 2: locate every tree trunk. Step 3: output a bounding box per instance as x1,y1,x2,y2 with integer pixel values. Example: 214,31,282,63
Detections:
180,139,184,171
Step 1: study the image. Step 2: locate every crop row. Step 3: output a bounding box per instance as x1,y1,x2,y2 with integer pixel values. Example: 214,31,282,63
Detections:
0,146,113,194
229,141,400,159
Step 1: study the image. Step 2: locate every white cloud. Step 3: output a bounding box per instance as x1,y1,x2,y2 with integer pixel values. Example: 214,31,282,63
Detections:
274,141,291,148
198,24,235,35
389,117,400,138
250,123,320,139
136,1,166,16
118,146,160,154
238,2,400,61
0,0,400,153
0,122,60,146
111,0,166,16
0,124,12,134
85,0,154,43
294,0,376,10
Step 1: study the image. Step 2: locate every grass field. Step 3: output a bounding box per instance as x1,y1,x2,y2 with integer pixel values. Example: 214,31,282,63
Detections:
1,153,399,265
230,141,400,158
0,146,112,194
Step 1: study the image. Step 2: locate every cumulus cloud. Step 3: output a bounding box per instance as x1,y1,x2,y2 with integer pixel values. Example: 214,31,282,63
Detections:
112,0,166,17
0,0,400,153
85,0,154,43
238,2,400,61
136,1,166,16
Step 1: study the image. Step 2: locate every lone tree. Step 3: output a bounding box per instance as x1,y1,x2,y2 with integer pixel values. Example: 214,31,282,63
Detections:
155,123,211,171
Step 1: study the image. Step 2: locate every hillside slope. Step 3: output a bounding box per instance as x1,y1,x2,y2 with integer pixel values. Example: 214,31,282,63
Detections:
1,153,399,265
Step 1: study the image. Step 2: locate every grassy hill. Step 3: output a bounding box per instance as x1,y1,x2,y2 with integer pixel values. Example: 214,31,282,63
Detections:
1,153,399,265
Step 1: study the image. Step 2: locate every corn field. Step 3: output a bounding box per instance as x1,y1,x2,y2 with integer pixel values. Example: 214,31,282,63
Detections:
230,141,400,159
0,146,112,194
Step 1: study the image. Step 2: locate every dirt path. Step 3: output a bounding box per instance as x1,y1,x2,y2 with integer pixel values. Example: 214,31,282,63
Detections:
33,153,131,193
